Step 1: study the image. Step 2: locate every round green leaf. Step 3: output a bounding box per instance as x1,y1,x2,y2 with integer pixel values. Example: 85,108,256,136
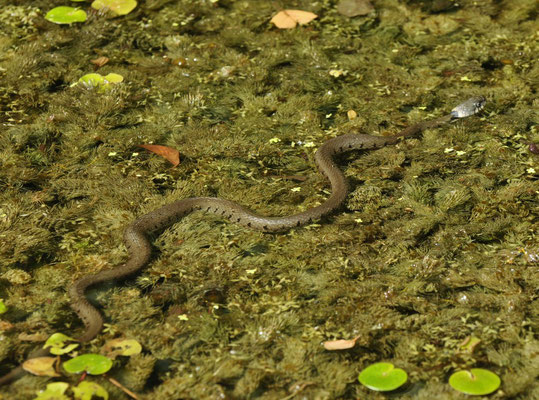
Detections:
63,354,113,375
91,0,137,15
73,381,109,400
358,362,408,391
103,73,123,84
45,6,87,24
449,368,501,395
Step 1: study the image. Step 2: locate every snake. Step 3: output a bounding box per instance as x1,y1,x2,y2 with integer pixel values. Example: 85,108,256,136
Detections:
0,96,485,385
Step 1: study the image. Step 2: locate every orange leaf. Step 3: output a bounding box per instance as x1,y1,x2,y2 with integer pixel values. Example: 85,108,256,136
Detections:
323,336,360,350
22,357,60,377
139,144,180,166
270,10,317,29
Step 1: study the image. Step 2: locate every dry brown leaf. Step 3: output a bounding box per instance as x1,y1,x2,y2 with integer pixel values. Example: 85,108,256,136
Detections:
323,336,360,350
270,10,317,29
22,357,60,377
18,332,49,342
139,144,180,166
0,320,14,331
90,56,109,68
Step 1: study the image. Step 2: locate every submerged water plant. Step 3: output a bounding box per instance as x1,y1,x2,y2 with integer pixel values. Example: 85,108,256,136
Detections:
358,362,408,391
449,368,501,395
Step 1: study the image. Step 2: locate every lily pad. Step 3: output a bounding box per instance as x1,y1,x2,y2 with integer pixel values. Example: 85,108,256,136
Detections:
63,354,113,375
73,381,109,400
33,382,70,400
45,6,87,24
91,0,137,16
44,332,79,355
358,362,408,391
449,368,501,395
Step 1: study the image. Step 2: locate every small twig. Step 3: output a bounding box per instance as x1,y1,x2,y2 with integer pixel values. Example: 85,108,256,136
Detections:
106,375,139,400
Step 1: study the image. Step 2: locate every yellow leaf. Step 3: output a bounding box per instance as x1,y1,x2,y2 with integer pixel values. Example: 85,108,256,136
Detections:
103,338,142,358
270,10,317,29
22,357,60,377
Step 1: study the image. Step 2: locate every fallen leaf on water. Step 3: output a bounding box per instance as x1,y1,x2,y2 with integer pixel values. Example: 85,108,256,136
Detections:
18,332,49,342
323,336,360,350
139,144,180,166
90,56,109,68
22,357,60,377
270,10,317,29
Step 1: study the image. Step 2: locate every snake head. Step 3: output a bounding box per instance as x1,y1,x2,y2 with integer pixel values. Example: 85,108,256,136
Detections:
450,96,486,119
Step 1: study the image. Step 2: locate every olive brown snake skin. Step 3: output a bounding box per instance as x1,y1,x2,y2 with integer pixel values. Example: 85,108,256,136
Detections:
0,96,485,385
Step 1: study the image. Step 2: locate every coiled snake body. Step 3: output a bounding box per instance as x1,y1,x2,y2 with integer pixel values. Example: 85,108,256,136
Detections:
0,96,485,385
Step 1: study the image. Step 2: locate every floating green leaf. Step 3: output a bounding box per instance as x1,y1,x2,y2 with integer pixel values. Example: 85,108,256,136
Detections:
358,362,408,391
77,72,124,91
103,73,123,84
91,0,137,15
449,368,501,395
63,354,113,375
78,73,106,89
0,299,6,314
73,381,109,400
44,332,79,355
33,382,70,400
45,6,87,24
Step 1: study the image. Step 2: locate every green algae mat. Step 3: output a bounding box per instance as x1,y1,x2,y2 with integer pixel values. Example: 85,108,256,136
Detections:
0,0,537,398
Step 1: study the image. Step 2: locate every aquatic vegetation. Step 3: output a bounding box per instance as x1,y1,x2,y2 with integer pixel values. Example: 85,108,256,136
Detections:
72,381,109,400
77,72,124,91
0,0,536,398
358,362,408,391
91,0,137,16
63,354,113,375
44,333,79,355
33,382,70,400
449,368,501,395
45,7,87,24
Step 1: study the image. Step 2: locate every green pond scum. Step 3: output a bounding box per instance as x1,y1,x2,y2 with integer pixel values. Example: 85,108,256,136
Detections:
0,0,537,398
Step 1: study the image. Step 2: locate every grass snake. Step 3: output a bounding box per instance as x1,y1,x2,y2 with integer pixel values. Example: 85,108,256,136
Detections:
0,96,485,385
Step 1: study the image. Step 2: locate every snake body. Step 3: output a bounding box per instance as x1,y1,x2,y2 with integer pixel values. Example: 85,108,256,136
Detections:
0,96,485,385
